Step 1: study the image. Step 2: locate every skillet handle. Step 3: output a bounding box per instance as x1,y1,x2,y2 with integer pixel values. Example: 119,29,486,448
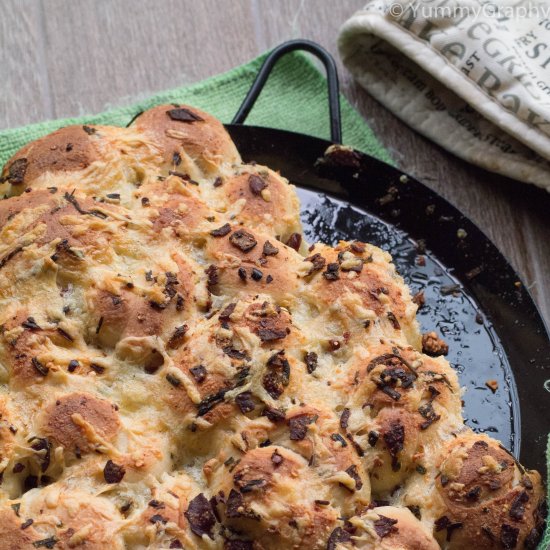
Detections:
232,39,342,144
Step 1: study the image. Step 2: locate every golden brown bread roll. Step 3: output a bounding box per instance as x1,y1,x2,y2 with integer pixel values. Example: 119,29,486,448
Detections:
0,104,544,549
338,505,440,549
131,104,241,178
431,434,545,549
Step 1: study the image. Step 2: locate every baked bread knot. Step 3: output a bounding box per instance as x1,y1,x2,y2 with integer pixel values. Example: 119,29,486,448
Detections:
340,343,463,496
431,433,545,549
131,104,240,178
330,505,440,549
0,105,544,549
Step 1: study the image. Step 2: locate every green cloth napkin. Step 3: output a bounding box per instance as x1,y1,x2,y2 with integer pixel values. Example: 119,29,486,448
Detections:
0,51,391,166
0,49,548,549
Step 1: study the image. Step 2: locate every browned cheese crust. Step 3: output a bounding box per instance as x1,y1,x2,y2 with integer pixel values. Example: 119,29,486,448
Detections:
0,105,543,549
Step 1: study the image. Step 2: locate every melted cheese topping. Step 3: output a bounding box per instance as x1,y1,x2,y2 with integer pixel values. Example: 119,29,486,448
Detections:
0,105,543,550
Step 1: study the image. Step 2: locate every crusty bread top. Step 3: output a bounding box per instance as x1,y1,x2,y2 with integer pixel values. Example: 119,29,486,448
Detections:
0,105,544,549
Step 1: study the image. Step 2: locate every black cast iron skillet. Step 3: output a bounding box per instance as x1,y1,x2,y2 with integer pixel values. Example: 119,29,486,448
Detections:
225,39,550,473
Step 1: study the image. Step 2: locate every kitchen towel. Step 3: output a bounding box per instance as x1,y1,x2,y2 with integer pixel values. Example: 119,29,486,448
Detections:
339,0,550,191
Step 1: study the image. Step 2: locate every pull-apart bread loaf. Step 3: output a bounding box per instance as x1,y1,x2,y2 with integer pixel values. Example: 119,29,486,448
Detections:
0,105,544,549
